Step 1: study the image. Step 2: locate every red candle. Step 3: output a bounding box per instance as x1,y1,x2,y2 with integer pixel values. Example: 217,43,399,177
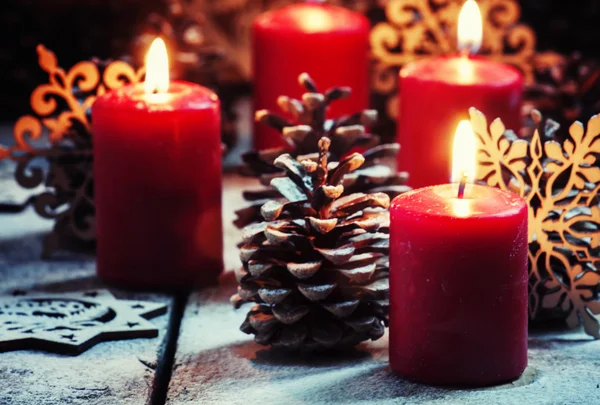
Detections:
92,38,223,289
253,1,370,150
397,0,523,188
389,121,528,386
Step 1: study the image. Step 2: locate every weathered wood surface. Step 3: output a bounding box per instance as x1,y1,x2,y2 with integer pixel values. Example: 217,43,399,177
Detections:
0,206,174,405
2,153,600,404
0,120,251,404
167,283,600,405
167,178,600,405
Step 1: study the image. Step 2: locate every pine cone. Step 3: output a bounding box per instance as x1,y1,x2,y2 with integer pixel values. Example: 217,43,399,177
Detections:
231,138,390,349
234,73,410,228
524,52,600,140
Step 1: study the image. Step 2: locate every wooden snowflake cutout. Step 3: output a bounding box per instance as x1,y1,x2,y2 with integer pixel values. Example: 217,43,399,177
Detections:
0,45,143,255
470,107,600,338
0,290,166,354
371,0,536,120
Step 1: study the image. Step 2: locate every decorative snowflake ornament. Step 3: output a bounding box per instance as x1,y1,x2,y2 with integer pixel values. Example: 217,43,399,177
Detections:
0,46,144,256
0,290,166,355
470,107,600,338
371,0,536,126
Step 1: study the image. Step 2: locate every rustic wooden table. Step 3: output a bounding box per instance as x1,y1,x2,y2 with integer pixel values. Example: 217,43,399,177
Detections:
1,134,599,405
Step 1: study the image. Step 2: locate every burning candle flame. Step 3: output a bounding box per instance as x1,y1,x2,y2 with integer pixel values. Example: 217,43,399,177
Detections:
451,120,477,188
457,0,483,55
145,38,169,95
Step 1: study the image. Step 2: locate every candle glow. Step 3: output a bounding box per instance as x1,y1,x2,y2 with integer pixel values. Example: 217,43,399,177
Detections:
457,0,483,54
144,38,170,95
389,161,529,385
297,8,334,32
252,2,370,150
451,120,477,185
398,0,522,188
92,54,223,289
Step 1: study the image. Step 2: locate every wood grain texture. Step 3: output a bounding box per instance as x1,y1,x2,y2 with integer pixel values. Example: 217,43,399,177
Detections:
167,177,600,405
167,280,600,405
2,157,600,404
0,168,253,405
0,206,174,405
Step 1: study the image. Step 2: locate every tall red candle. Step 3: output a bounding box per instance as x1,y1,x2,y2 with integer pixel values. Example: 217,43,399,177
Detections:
92,39,223,289
396,0,523,188
389,121,528,386
253,2,370,150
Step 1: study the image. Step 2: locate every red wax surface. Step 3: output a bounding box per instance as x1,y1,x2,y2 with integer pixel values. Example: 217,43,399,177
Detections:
253,3,370,150
389,184,528,386
92,81,223,290
397,56,523,188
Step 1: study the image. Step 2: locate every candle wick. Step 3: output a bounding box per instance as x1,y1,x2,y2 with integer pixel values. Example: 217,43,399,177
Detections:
457,173,467,199
459,46,472,58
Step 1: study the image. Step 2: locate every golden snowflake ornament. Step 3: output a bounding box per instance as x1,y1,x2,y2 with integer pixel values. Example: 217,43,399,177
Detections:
0,45,144,255
0,45,144,160
371,0,536,121
470,107,600,338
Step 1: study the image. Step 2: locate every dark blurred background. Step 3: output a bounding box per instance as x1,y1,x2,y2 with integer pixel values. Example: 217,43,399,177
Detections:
0,0,159,119
1,0,599,121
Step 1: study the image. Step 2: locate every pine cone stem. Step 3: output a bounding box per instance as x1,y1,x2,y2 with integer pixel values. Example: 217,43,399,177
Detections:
236,73,411,229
